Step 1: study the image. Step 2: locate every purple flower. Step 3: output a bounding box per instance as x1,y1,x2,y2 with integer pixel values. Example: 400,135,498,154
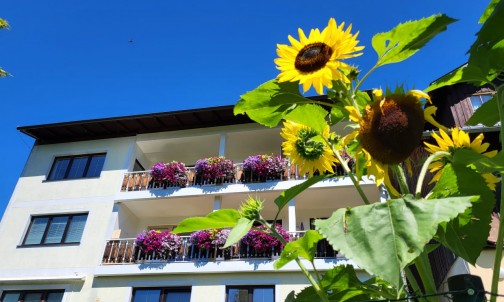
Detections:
241,224,290,253
194,157,234,183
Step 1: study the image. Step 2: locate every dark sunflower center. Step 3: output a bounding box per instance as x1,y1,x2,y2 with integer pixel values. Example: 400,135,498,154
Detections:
359,95,425,164
295,42,333,73
295,128,325,160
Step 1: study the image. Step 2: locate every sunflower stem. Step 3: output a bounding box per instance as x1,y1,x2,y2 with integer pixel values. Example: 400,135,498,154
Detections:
354,64,379,92
332,144,371,205
415,151,451,198
390,164,410,195
258,218,329,302
490,85,504,302
412,251,440,302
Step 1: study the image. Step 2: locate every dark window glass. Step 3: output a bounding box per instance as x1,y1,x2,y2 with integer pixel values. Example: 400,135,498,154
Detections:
0,290,63,302
22,214,88,246
132,288,191,302
48,158,70,180
226,286,274,302
47,153,106,181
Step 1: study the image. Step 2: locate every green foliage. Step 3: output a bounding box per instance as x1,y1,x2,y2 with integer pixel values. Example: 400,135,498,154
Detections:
285,104,328,134
274,230,323,269
223,217,254,248
172,209,240,234
425,64,489,92
274,175,330,212
466,94,499,126
372,14,456,67
430,163,495,264
315,195,475,287
234,80,308,128
480,0,500,23
288,265,398,301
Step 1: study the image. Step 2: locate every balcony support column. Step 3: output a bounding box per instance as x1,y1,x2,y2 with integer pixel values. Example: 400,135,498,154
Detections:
219,134,227,156
288,199,296,232
213,196,222,212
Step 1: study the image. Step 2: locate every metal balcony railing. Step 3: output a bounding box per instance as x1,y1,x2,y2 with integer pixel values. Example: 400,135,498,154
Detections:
101,232,338,265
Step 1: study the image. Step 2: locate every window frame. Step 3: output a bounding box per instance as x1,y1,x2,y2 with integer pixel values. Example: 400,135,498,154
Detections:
131,287,191,302
20,213,88,247
469,92,494,111
0,289,64,302
46,153,106,181
226,285,275,302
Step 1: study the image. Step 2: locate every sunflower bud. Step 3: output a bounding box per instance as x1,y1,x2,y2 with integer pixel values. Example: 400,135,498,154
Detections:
239,196,264,221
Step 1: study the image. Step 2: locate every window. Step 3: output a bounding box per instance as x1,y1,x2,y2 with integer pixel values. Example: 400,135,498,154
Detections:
470,93,493,110
47,153,106,181
22,214,88,246
0,290,64,302
131,287,191,302
226,286,274,302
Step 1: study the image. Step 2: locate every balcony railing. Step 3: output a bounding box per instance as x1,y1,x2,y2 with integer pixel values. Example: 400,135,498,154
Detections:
120,162,305,192
102,232,337,265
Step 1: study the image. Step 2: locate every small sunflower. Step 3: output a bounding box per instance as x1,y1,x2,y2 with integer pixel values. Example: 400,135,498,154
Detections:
343,89,436,195
281,121,338,175
424,128,499,190
275,18,364,95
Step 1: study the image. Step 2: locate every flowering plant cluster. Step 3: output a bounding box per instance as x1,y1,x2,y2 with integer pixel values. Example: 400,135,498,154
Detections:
135,230,182,255
189,229,230,249
241,224,290,253
149,161,188,187
194,156,234,184
242,154,288,180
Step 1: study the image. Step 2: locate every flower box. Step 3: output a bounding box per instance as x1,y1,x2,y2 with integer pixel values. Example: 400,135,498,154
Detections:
149,161,188,188
194,156,234,185
241,154,287,183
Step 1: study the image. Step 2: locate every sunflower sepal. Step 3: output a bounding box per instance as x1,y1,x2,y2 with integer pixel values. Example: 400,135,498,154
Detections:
285,104,329,135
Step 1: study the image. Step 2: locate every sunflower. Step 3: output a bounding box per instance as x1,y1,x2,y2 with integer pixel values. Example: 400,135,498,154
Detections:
424,128,499,190
343,89,437,195
275,18,364,95
281,121,338,175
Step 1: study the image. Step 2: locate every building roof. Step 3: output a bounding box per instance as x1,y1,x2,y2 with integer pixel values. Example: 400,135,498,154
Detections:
18,105,253,145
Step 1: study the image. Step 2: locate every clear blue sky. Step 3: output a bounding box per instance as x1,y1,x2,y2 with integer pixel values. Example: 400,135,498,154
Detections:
0,0,491,217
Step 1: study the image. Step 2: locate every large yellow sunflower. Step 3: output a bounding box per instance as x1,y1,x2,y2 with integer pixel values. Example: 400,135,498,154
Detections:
281,121,338,175
424,128,499,190
343,89,438,196
275,18,364,95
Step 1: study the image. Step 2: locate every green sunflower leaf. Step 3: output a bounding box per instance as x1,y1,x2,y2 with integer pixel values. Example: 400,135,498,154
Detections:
372,14,456,67
479,0,500,23
274,175,330,212
330,102,347,125
466,94,499,126
274,230,323,269
315,195,474,286
470,0,504,55
425,64,489,92
430,163,494,265
223,217,254,248
285,104,328,134
234,80,302,127
172,209,240,234
290,265,398,301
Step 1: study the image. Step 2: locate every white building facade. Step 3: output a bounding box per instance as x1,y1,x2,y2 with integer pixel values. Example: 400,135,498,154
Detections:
0,106,379,302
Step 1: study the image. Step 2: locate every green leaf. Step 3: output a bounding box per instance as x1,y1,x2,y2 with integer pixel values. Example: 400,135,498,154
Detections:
285,104,328,134
274,230,323,269
290,265,398,301
425,64,489,92
329,102,347,125
430,163,495,264
223,217,254,248
479,0,500,23
234,80,303,127
354,90,372,108
274,175,330,211
172,209,240,234
372,14,456,66
470,0,504,54
466,94,498,126
315,195,474,286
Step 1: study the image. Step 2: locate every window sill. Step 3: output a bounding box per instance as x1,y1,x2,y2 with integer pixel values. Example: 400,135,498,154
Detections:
17,242,81,248
42,176,100,183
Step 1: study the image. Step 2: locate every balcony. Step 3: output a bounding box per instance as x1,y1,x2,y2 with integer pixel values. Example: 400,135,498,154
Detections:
120,162,352,192
102,232,337,265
